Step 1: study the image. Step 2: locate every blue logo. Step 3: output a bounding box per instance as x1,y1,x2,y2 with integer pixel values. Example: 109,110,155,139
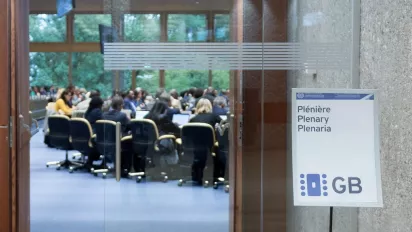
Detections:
300,174,362,196
297,93,305,99
300,174,328,197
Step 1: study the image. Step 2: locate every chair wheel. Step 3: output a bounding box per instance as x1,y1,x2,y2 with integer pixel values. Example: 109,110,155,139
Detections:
56,166,61,171
163,176,168,183
102,173,107,179
203,181,209,188
93,173,98,177
69,169,74,173
46,165,49,168
225,185,229,193
136,176,142,183
177,180,183,186
213,182,218,189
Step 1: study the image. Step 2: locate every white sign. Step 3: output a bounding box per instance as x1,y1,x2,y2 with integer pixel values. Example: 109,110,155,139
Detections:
292,88,383,207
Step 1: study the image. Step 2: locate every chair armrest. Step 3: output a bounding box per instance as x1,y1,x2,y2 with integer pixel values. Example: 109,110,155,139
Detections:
176,138,182,145
158,135,176,140
215,141,219,147
121,135,132,142
91,134,96,139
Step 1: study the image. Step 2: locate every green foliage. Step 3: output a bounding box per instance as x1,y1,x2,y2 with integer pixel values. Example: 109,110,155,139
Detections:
124,14,161,42
29,52,69,88
165,70,209,93
74,14,112,42
167,14,208,42
29,14,66,42
29,13,230,97
72,53,112,97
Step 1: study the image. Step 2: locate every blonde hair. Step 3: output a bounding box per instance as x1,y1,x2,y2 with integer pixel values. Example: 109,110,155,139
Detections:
195,98,212,114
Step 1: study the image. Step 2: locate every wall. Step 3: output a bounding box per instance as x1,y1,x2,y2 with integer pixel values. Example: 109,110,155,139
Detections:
287,0,356,232
359,0,412,231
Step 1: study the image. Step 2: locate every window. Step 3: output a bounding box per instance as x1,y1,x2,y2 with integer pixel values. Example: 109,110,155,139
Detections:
74,14,112,42
30,52,69,88
214,14,230,42
72,53,112,98
29,14,67,42
124,14,161,42
212,70,230,90
123,70,160,95
167,14,208,42
165,70,208,93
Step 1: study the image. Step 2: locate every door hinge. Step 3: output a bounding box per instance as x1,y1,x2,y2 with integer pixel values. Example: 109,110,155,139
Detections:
9,116,12,148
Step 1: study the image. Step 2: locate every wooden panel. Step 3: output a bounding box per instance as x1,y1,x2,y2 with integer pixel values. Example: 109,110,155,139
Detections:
14,0,31,231
30,43,101,52
261,0,288,231
0,0,11,231
240,0,263,232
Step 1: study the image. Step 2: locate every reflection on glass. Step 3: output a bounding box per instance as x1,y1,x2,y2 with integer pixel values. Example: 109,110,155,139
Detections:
72,53,112,97
212,70,230,90
29,14,67,42
74,14,112,42
214,14,230,42
29,52,69,88
168,14,208,42
165,70,208,92
124,14,161,42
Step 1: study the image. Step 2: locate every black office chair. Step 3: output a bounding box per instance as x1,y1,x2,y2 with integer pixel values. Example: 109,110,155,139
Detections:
213,120,230,192
46,115,81,170
92,120,131,179
92,120,117,178
177,123,215,187
128,119,177,183
69,118,97,173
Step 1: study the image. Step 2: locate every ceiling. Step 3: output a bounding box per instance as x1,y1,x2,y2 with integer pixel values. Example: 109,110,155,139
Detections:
30,0,233,12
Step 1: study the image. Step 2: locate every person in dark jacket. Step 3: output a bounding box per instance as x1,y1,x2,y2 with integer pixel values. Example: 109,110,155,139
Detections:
190,98,222,127
85,96,103,132
212,96,228,116
102,96,130,135
144,101,181,138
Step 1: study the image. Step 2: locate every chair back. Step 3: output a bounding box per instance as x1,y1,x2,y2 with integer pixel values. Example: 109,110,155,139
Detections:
181,123,215,165
182,123,215,152
72,110,86,118
70,118,93,155
94,120,118,162
48,115,71,150
129,119,159,154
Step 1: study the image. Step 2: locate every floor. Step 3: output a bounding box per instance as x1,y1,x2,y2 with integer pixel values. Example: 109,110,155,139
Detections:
30,129,229,232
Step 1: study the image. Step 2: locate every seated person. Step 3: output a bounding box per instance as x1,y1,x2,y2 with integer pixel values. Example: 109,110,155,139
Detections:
190,98,222,128
102,96,130,135
55,90,74,116
158,91,180,121
213,96,228,116
133,89,147,110
76,90,100,110
144,101,181,138
85,96,104,132
123,90,137,115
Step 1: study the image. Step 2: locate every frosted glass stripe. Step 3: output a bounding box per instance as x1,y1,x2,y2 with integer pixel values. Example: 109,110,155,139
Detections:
104,42,350,70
